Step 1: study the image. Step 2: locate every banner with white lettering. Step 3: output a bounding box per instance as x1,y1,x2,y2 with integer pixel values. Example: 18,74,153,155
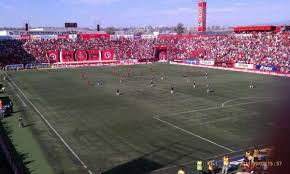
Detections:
256,65,279,72
234,63,254,69
199,60,215,66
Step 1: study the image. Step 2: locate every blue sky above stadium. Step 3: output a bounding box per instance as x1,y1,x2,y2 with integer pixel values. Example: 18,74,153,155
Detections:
0,0,289,27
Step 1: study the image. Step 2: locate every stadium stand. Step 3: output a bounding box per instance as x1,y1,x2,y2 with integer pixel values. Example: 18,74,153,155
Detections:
0,32,289,69
156,32,290,67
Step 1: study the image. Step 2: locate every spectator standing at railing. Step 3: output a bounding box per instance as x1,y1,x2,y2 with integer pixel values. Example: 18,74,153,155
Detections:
207,159,215,174
177,168,185,174
196,160,203,174
222,155,230,174
253,147,259,162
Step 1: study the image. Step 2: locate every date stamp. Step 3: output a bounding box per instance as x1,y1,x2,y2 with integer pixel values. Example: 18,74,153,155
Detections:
251,161,283,167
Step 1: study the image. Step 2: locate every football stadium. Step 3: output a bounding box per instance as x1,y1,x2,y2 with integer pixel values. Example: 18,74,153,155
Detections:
0,0,290,174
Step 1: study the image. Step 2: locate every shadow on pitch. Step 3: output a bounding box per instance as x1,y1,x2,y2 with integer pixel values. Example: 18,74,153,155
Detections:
0,121,34,174
102,157,163,174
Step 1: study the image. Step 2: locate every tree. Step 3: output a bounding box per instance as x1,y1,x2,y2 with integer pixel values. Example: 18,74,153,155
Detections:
105,26,116,35
174,23,185,35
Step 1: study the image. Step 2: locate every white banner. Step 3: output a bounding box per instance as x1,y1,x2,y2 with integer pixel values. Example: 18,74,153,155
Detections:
234,63,254,69
141,35,157,39
199,60,215,66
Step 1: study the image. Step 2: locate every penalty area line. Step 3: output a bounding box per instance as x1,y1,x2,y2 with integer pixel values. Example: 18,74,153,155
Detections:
153,116,235,152
3,72,93,174
156,99,274,118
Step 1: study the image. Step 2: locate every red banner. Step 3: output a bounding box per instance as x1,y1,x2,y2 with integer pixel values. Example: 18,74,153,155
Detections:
215,61,234,68
61,50,75,62
58,34,69,39
88,49,100,61
101,50,115,61
47,51,59,63
77,34,110,40
75,50,88,61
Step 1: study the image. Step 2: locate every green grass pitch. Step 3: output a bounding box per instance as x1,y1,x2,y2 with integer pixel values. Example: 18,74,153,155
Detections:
2,63,290,174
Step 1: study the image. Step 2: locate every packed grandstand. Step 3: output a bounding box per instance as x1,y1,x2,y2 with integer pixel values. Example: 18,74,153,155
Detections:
0,30,290,75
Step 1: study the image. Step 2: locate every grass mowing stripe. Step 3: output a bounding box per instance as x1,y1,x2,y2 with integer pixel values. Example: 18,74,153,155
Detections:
3,71,93,174
153,117,235,152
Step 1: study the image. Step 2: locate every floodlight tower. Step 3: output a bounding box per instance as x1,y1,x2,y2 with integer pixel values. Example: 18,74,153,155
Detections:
197,0,207,32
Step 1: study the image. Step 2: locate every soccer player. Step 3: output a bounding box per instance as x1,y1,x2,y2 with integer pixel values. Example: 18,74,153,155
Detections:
150,80,154,88
171,87,174,94
249,81,254,89
193,81,196,89
18,115,24,128
161,73,164,81
1,86,6,93
116,89,120,96
9,101,13,113
205,72,208,79
96,80,100,87
206,84,210,94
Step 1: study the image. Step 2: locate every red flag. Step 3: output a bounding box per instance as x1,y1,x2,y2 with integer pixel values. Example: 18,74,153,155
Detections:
47,50,59,63
102,50,115,61
75,50,88,61
88,49,100,61
62,50,75,62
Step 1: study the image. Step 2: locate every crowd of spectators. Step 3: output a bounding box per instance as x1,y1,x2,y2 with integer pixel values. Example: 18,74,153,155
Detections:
0,40,34,67
21,38,155,63
156,32,290,67
0,32,289,67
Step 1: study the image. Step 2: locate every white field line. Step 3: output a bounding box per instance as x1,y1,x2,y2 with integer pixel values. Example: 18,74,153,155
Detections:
156,99,274,118
7,81,27,107
3,72,93,174
222,97,274,106
153,116,235,152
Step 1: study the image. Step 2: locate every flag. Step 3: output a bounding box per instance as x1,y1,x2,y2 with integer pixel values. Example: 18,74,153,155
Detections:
75,50,88,61
101,50,115,61
47,50,59,63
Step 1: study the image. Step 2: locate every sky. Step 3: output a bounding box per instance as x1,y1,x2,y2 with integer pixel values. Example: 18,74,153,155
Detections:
0,0,290,28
